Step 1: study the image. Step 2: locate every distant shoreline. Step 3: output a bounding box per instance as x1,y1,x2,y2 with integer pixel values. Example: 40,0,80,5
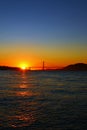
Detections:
0,63,87,71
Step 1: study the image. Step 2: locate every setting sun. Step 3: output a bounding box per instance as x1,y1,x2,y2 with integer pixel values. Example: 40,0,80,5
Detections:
19,63,29,70
21,66,26,70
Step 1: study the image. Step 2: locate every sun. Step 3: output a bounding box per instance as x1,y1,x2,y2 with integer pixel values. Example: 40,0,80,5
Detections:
21,66,26,70
19,63,29,70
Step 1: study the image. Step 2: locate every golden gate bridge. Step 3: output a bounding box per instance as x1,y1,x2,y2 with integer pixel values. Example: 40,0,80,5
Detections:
27,61,60,70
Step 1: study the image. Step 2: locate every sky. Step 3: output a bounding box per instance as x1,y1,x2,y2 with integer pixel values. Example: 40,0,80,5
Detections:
0,0,87,69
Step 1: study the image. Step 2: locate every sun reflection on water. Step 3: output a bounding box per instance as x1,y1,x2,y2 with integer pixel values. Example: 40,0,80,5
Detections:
21,71,28,84
19,84,27,88
10,112,36,128
12,72,37,127
16,91,33,97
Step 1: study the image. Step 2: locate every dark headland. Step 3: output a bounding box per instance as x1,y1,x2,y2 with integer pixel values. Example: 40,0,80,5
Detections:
63,63,87,71
0,66,19,71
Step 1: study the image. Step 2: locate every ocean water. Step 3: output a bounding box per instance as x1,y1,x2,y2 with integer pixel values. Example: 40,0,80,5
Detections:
0,70,87,130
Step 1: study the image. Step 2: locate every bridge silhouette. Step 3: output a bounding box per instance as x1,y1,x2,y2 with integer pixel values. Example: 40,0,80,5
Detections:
28,67,59,70
27,61,59,70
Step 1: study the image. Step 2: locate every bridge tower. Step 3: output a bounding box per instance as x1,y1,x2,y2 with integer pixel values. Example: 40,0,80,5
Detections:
42,61,45,70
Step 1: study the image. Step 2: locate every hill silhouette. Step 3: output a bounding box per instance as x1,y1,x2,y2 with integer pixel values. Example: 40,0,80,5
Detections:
0,66,19,71
63,63,87,71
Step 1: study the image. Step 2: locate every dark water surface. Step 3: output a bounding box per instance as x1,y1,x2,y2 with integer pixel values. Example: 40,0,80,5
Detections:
0,70,87,130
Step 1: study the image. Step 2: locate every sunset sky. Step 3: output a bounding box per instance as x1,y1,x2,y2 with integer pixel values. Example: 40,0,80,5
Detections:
0,0,87,69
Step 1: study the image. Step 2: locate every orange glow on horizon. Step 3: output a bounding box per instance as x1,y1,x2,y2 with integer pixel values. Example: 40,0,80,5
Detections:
0,41,87,69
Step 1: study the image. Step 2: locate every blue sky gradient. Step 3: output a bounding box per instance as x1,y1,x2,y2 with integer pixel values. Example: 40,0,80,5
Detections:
0,0,87,43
